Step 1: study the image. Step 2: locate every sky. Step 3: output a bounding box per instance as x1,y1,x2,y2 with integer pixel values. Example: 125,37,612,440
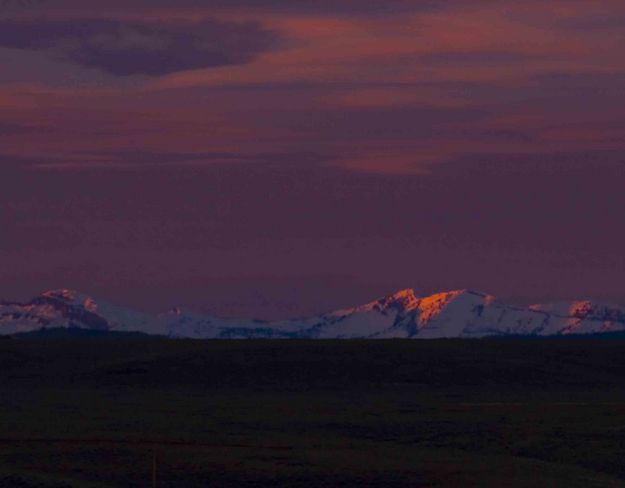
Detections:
1,0,625,318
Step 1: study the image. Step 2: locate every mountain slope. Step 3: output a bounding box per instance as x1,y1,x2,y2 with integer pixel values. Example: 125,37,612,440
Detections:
1,288,625,339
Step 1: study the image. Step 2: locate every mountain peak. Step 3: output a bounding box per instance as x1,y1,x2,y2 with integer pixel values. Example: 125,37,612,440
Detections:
360,288,495,316
2,287,624,339
530,300,625,322
375,288,419,311
41,289,80,301
39,289,98,313
417,288,490,306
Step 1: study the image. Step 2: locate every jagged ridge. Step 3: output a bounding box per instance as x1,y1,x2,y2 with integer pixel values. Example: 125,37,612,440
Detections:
1,288,624,339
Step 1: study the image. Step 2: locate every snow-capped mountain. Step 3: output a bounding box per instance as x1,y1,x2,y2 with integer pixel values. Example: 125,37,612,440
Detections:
2,288,625,339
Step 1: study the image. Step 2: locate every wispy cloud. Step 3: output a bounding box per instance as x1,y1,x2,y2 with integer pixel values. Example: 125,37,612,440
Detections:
1,1,625,175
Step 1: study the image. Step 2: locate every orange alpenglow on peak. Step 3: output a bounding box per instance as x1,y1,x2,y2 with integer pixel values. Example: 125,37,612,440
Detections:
1,288,625,339
380,288,419,310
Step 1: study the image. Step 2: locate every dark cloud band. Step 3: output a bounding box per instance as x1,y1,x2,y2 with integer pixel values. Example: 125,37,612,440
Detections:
5,0,482,15
0,18,278,76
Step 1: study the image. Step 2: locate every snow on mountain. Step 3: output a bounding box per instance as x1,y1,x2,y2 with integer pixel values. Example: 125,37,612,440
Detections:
1,288,624,339
0,289,161,336
529,301,625,335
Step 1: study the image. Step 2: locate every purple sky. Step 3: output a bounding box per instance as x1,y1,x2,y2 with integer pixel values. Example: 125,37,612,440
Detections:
1,1,625,317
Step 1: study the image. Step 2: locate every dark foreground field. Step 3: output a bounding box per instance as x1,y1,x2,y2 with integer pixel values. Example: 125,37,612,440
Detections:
2,336,625,487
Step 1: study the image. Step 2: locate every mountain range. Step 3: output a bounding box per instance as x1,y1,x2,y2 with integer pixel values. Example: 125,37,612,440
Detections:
2,288,625,339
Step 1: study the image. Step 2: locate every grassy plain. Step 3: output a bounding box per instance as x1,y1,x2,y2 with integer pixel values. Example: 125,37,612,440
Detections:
1,335,625,486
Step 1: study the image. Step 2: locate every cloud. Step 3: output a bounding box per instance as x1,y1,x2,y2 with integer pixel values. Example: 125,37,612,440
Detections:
0,122,38,135
417,50,538,65
0,18,278,76
0,148,330,171
18,0,489,16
